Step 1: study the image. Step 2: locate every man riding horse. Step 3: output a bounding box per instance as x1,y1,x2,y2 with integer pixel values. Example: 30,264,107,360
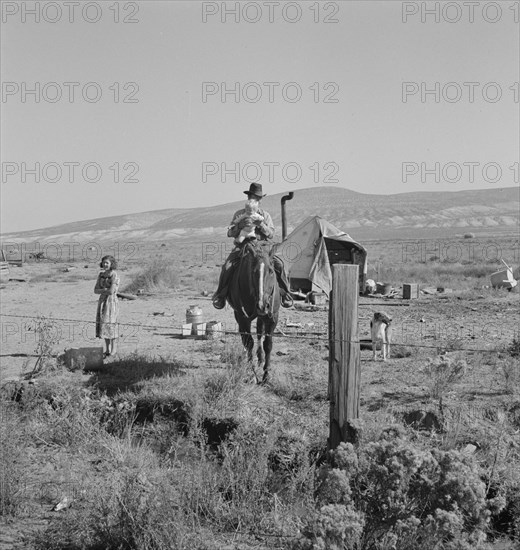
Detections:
212,183,293,310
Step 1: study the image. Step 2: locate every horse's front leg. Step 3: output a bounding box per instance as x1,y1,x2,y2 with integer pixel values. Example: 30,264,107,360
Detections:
243,324,254,363
235,313,254,362
256,317,265,369
262,334,273,384
261,314,278,384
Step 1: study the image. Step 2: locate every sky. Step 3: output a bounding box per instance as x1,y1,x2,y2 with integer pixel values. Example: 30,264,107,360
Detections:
0,0,518,232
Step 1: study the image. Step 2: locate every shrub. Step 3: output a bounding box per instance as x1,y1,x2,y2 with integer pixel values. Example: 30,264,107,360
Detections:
31,469,199,550
436,337,465,354
500,358,520,394
190,423,311,535
24,315,62,378
391,344,414,359
425,355,467,399
26,383,107,448
123,259,178,293
6,379,131,448
507,336,520,358
295,435,494,550
268,427,316,498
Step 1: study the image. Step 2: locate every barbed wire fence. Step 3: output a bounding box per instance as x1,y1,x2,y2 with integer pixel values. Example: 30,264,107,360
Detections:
1,312,518,353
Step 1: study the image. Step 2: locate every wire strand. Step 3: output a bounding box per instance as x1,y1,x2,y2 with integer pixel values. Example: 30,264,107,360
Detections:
0,313,515,353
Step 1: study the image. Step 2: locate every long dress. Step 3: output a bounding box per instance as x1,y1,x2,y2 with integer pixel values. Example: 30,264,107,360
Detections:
95,270,120,339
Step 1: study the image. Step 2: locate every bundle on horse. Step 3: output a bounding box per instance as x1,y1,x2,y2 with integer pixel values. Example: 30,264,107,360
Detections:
227,237,280,384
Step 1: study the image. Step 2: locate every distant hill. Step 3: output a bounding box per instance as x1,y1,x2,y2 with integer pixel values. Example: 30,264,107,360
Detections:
2,186,518,244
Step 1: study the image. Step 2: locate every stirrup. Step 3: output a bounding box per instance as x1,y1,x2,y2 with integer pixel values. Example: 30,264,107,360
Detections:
281,293,293,308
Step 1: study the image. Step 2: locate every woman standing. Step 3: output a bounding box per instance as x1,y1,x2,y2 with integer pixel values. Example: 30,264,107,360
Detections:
95,255,120,357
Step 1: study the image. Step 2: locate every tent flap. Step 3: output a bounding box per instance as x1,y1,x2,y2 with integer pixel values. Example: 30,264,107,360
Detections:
308,236,333,293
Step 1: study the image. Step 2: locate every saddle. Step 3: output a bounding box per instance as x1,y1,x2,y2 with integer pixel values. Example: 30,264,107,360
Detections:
236,237,272,260
236,236,258,249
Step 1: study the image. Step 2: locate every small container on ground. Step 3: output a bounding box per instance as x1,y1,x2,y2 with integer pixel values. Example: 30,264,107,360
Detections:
64,347,104,371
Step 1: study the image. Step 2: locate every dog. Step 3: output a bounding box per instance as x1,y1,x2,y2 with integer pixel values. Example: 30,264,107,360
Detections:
370,312,392,361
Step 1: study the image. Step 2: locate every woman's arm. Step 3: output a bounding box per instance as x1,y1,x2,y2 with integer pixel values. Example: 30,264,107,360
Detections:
94,273,115,295
107,271,120,295
94,274,105,295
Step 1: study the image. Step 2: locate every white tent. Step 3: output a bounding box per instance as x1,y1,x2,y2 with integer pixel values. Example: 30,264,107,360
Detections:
275,216,367,294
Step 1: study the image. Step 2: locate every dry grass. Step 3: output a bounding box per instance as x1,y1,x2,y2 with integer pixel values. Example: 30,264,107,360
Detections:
0,402,30,517
362,233,519,291
123,258,179,293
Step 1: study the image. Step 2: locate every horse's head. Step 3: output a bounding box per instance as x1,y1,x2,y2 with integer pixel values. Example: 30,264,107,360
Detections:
241,241,277,317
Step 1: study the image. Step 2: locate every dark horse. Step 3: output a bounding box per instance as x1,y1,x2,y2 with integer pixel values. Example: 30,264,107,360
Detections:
227,238,280,383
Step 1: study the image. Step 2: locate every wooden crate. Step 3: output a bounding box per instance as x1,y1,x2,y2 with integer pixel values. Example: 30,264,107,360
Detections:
308,291,327,305
403,283,419,299
206,321,222,340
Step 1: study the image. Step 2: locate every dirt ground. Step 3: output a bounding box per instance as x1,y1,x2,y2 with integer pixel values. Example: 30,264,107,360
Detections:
1,259,518,383
1,256,519,549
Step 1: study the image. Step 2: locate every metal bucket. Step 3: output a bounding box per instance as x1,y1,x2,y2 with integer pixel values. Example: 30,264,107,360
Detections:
186,305,203,325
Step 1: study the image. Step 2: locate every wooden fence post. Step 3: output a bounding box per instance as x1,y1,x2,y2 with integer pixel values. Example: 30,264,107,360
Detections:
328,264,360,450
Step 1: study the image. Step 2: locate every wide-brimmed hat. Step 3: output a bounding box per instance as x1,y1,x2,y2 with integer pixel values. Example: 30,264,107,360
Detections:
243,183,266,199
